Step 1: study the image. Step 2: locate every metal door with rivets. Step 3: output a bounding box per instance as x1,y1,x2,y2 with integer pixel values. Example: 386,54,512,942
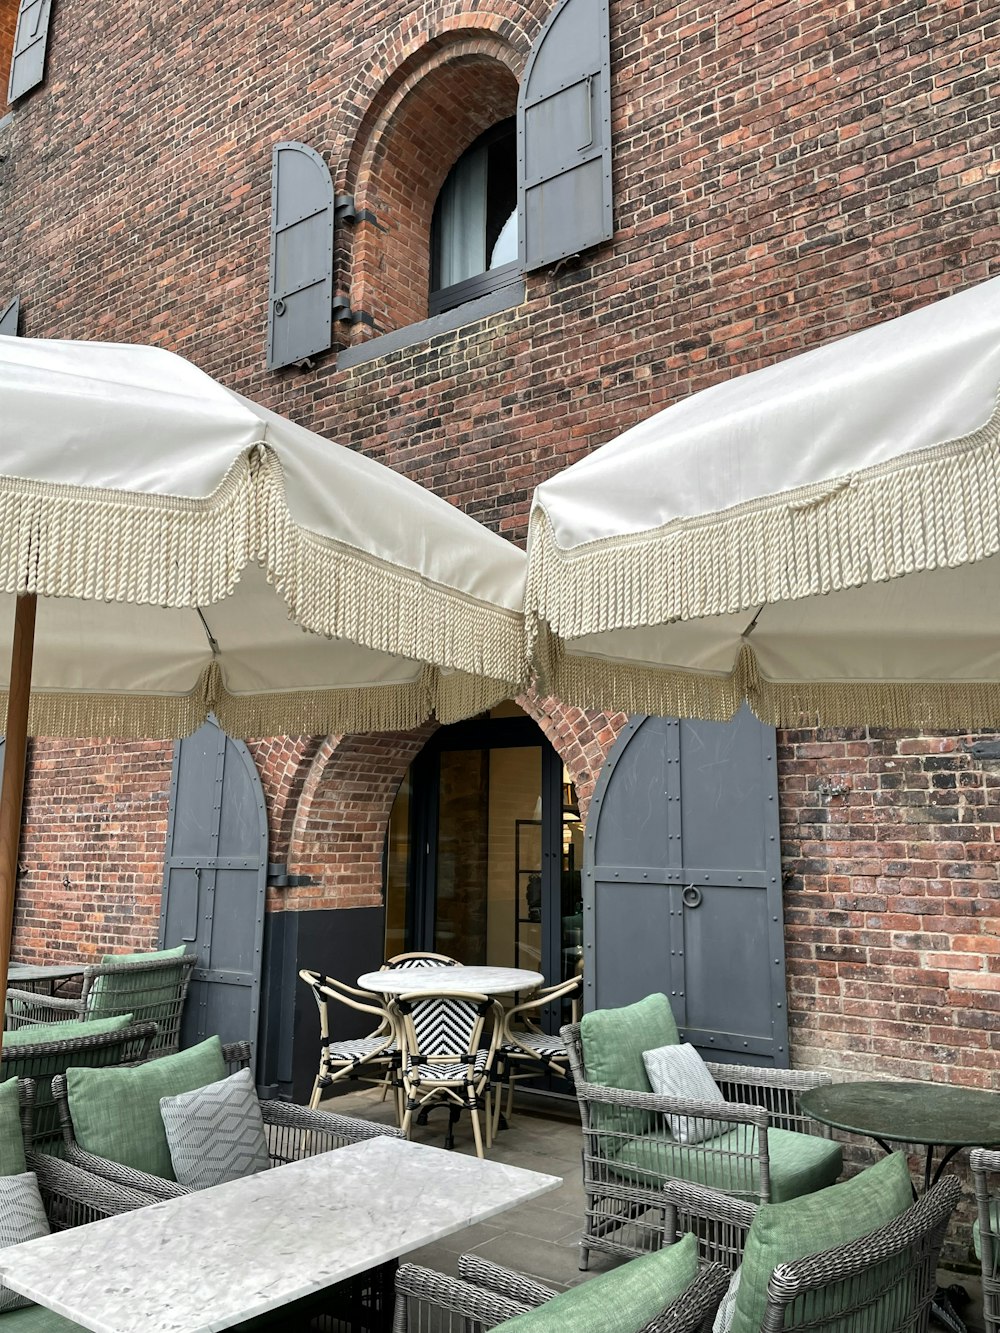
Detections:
584,707,788,1066
159,719,268,1070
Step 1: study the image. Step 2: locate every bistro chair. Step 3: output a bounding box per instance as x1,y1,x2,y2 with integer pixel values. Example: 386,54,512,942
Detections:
972,1147,1000,1333
393,1243,730,1332
492,973,582,1134
6,948,196,1059
383,951,463,969
563,993,839,1269
659,1169,960,1332
298,969,398,1112
393,989,502,1159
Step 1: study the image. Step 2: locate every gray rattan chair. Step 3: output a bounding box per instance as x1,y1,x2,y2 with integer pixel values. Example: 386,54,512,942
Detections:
657,1175,961,1332
972,1147,1000,1333
298,968,398,1111
562,1021,837,1269
393,1249,730,1332
6,953,196,1058
2,1020,156,1153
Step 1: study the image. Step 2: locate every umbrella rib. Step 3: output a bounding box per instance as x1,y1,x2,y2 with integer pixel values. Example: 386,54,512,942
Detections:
196,607,221,657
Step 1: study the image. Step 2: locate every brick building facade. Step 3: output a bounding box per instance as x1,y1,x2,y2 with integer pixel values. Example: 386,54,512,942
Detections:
1,0,999,1186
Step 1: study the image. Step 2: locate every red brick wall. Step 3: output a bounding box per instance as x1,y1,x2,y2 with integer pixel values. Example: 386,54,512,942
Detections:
781,729,1000,1090
11,739,172,963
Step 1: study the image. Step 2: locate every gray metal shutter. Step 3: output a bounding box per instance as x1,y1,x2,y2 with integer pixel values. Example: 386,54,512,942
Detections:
7,0,53,103
0,297,19,336
267,141,335,370
517,0,612,271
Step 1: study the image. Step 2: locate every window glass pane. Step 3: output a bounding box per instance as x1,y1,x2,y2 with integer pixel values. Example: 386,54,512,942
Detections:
436,148,487,288
384,771,411,959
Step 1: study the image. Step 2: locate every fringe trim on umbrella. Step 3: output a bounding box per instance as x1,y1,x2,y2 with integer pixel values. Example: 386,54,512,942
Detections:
8,663,519,739
525,399,1000,647
0,446,527,692
540,638,1000,730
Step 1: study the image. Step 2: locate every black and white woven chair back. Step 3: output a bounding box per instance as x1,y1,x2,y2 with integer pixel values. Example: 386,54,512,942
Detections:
385,953,461,970
408,995,483,1060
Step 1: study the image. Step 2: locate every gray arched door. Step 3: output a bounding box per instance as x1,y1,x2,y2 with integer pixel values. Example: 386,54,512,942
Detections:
584,708,788,1066
159,720,268,1067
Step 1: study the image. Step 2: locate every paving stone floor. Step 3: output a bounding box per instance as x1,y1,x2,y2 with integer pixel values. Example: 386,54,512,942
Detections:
326,1084,987,1329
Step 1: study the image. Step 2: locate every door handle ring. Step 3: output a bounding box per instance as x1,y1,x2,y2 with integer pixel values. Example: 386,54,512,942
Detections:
682,885,703,909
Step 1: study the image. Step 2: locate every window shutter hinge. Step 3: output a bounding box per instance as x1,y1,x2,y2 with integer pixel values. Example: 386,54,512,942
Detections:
335,195,384,231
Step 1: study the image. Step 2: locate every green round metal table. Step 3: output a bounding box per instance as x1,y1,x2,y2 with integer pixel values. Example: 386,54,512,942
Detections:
800,1080,1000,1192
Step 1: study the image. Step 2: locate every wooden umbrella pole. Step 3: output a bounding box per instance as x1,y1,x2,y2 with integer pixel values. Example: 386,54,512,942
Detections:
0,592,37,1055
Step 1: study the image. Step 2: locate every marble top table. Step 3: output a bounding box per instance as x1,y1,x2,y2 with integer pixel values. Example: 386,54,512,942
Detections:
801,1080,1000,1191
358,964,545,997
0,1135,560,1333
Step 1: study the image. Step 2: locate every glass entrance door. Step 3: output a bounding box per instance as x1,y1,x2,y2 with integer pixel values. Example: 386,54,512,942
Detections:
384,712,581,1035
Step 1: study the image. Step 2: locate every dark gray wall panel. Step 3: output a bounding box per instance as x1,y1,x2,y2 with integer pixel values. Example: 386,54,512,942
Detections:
593,881,672,1011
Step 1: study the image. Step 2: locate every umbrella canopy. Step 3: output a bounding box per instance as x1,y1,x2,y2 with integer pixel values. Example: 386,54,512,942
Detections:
0,335,527,736
526,276,1000,729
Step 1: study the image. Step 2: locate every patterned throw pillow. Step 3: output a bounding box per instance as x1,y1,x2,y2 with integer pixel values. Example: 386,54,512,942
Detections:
0,1173,50,1312
159,1068,269,1191
642,1042,729,1144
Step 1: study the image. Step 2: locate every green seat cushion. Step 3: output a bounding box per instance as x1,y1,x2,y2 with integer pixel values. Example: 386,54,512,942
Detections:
2,1014,134,1049
611,1124,843,1203
580,993,679,1095
973,1204,1000,1261
86,945,187,1021
66,1035,225,1180
494,1233,699,1332
0,1308,87,1331
0,1081,25,1176
730,1150,914,1333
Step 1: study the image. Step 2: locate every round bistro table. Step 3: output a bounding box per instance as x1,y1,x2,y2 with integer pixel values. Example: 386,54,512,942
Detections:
357,965,544,997
801,1079,1000,1333
800,1080,1000,1192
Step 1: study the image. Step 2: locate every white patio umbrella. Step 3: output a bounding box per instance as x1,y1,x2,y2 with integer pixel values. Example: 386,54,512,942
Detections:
525,275,1000,729
0,335,527,1023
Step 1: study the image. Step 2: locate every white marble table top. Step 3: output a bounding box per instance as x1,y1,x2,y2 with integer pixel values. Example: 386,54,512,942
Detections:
0,1136,560,1333
358,965,545,997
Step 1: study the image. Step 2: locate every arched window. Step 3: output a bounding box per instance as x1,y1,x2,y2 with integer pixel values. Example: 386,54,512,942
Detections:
429,117,519,316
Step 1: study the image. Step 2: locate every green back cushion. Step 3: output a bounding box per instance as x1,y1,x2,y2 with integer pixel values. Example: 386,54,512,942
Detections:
66,1035,225,1179
0,1306,89,1330
87,944,187,1021
495,1233,699,1332
730,1151,913,1333
579,993,679,1093
2,1014,135,1050
0,1079,26,1176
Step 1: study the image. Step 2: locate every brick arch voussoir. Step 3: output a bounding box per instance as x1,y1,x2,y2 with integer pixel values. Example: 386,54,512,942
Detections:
285,725,437,911
338,0,550,192
515,688,628,822
248,735,324,867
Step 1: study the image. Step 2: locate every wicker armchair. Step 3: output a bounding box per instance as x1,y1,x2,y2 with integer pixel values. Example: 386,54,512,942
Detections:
50,1040,403,1202
657,1175,961,1332
6,953,196,1058
1,1020,156,1153
493,975,582,1134
562,1021,838,1269
393,1250,730,1333
972,1147,1000,1333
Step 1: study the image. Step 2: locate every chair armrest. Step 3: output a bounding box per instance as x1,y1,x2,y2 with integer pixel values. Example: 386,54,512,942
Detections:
63,1143,188,1200
261,1098,403,1162
640,1261,730,1333
704,1063,833,1134
457,1253,558,1304
5,989,85,1025
221,1040,252,1072
578,1078,769,1131
660,1178,758,1270
394,1263,539,1327
30,1151,156,1226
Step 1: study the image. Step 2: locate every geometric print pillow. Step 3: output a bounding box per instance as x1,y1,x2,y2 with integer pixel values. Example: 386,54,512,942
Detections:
642,1042,730,1144
159,1068,269,1191
0,1173,51,1312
